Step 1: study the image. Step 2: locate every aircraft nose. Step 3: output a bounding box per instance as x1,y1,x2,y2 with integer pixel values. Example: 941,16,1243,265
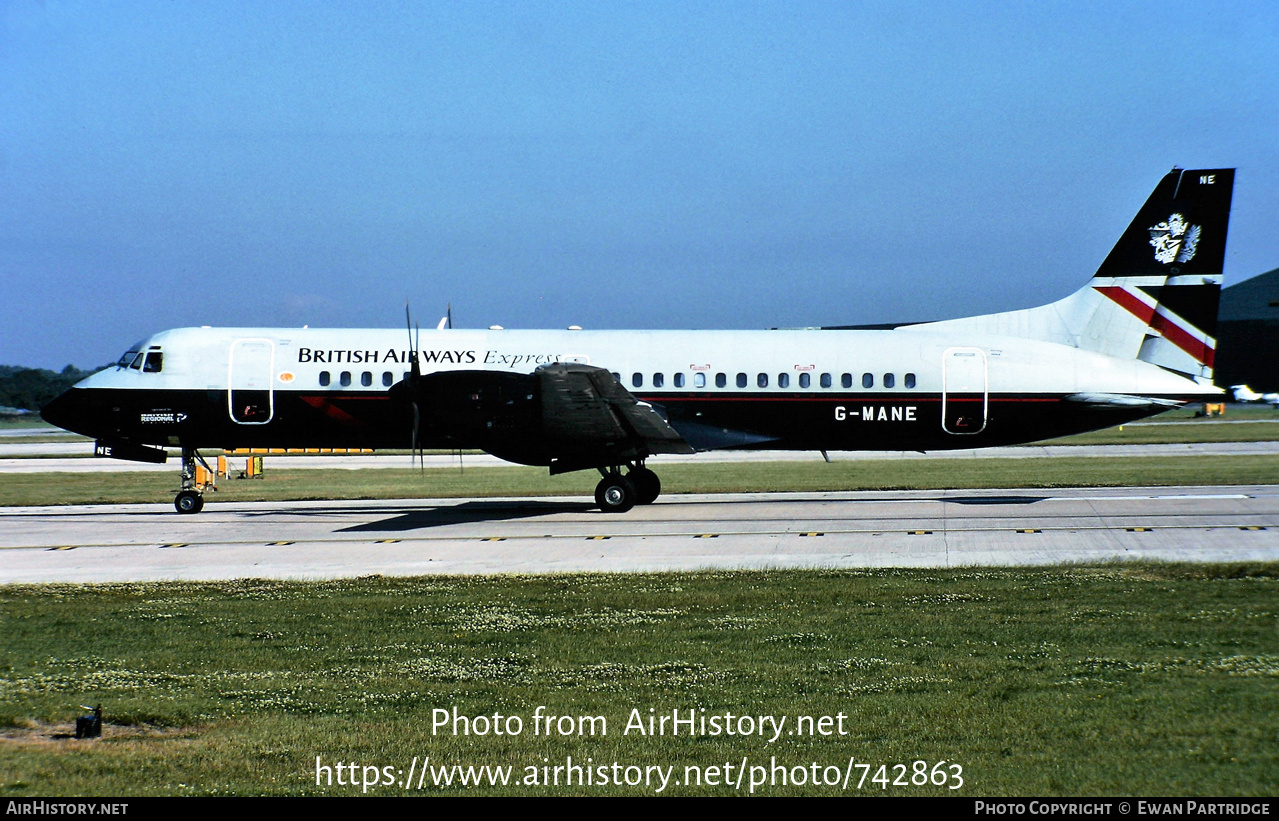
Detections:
40,388,99,438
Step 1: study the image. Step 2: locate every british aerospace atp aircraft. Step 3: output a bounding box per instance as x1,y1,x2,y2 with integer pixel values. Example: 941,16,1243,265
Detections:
42,167,1233,514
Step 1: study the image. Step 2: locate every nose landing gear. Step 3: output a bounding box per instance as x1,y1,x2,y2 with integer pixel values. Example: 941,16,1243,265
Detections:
175,489,204,514
174,448,215,514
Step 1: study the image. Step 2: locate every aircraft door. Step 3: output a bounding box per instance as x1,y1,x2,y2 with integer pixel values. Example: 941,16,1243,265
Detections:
942,347,987,434
229,339,275,425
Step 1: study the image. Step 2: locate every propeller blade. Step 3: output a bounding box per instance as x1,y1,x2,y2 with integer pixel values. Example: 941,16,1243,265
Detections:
405,302,421,381
405,300,424,473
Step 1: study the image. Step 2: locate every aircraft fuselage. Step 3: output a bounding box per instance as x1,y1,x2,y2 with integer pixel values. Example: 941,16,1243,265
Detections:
42,325,1213,458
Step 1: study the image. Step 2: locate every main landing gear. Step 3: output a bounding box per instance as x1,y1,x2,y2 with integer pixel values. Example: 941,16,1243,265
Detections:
174,448,214,514
594,463,661,513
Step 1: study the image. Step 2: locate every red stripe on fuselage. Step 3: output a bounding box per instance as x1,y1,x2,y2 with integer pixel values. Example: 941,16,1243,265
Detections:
300,395,364,426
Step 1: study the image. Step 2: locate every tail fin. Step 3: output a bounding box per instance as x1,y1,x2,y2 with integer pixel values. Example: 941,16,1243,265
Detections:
1091,168,1232,380
1096,168,1233,283
906,167,1234,382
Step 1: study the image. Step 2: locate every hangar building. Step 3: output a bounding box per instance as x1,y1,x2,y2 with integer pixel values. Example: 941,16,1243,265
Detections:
1215,267,1279,392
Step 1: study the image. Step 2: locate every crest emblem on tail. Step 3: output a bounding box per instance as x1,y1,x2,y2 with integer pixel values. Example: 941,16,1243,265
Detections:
1148,213,1201,264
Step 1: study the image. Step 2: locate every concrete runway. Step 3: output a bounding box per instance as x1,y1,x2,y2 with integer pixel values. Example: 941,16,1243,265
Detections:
3,485,1277,582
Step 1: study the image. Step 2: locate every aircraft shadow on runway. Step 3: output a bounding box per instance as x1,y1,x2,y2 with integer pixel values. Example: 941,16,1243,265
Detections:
217,493,1052,535
328,495,1046,532
334,500,597,532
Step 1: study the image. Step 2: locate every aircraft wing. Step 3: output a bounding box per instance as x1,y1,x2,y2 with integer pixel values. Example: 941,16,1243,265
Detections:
539,364,695,463
405,363,693,474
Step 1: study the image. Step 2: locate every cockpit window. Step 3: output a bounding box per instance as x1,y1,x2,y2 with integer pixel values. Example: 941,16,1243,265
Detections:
129,352,146,370
116,341,145,368
143,350,163,373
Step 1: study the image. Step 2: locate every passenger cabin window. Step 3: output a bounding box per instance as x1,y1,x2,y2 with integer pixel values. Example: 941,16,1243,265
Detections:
143,351,163,373
757,373,768,388
382,372,394,387
715,373,726,388
905,373,917,389
883,373,895,389
632,373,643,388
778,373,789,388
361,371,373,387
694,373,706,388
340,371,352,387
674,373,685,388
736,373,747,388
862,373,874,389
841,373,853,389
799,372,811,389
320,371,331,387
820,373,831,388
653,372,664,388
611,372,621,383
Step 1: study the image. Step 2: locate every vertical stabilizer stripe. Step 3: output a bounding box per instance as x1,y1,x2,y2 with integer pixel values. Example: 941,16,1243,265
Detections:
1095,286,1215,367
1149,312,1216,368
1094,286,1156,324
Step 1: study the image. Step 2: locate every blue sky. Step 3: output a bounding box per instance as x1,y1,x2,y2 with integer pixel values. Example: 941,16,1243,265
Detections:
3,0,1277,369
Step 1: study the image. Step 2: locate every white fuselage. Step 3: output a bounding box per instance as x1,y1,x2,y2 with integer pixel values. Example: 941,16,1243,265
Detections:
52,324,1215,459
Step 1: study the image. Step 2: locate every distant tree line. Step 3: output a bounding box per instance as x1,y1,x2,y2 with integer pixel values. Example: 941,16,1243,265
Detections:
0,364,109,413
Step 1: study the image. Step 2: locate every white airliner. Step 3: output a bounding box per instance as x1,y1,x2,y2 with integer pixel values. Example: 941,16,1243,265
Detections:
42,167,1233,513
1229,385,1279,405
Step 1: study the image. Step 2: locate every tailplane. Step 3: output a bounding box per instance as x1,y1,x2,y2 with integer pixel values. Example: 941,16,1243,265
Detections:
905,167,1234,383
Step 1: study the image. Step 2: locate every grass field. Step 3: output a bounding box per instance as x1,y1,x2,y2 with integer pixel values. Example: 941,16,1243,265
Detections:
0,418,47,429
1133,405,1279,422
1042,421,1279,445
2,454,1279,508
1,564,1275,796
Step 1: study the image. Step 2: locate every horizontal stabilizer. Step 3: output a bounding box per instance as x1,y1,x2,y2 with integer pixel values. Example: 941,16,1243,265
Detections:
1064,393,1185,408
